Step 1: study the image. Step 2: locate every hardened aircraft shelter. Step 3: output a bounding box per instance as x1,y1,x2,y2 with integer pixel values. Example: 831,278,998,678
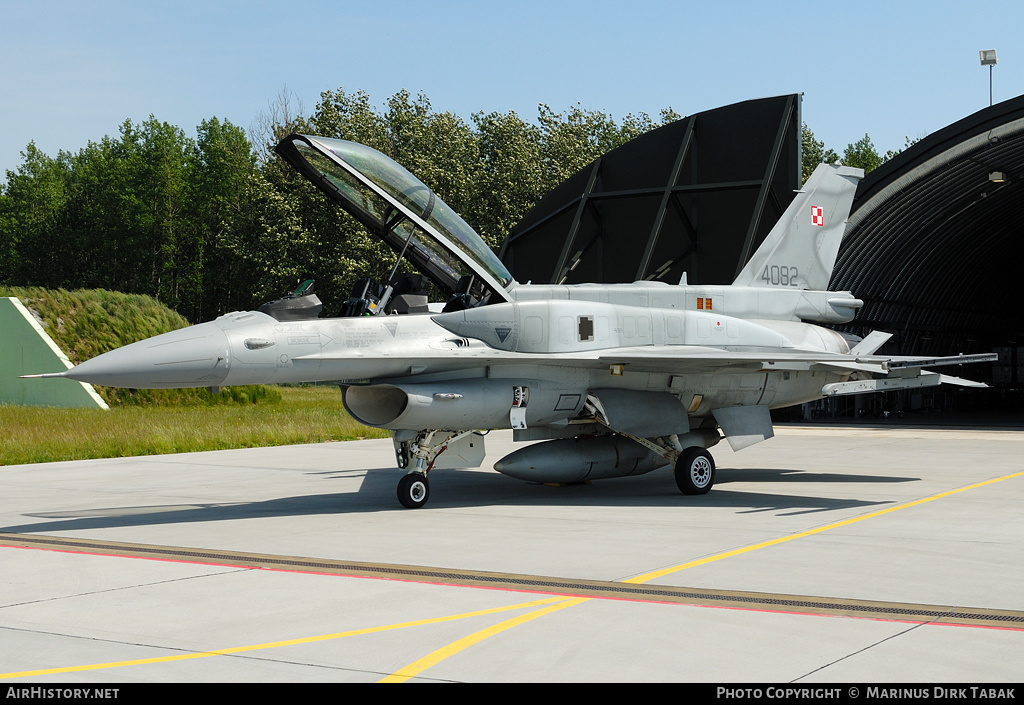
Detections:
499,94,803,287
835,93,1024,366
502,93,1024,395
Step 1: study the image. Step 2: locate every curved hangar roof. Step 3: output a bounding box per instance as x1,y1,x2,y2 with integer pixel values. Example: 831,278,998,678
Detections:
833,94,1024,355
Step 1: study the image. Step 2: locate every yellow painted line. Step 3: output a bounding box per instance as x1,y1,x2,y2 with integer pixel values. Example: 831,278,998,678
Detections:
623,470,1024,585
0,596,567,680
8,470,1022,682
381,469,1024,681
379,597,588,683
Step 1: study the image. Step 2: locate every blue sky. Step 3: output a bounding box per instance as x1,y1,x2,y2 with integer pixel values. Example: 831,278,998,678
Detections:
2,0,1021,178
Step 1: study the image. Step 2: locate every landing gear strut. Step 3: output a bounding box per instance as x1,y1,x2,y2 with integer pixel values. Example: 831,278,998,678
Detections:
675,447,715,495
397,473,430,509
394,430,442,509
393,429,484,509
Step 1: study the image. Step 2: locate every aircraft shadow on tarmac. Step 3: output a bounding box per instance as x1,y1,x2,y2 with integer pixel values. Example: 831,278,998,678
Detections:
2,466,921,534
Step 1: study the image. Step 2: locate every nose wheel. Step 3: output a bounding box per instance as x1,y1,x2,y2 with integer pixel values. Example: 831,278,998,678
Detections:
675,447,715,495
398,473,430,508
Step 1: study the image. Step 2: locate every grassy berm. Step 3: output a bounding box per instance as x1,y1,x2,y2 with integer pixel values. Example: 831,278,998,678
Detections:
0,287,388,465
4,285,213,406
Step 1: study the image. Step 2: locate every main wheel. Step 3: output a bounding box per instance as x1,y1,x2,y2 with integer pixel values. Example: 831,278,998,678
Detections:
397,473,430,509
674,448,715,495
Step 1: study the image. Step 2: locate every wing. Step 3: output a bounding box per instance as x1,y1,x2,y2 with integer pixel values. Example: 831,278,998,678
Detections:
581,347,995,393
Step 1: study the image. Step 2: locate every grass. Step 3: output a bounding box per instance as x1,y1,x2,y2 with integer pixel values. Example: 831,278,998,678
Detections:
0,286,192,364
0,386,390,465
0,287,390,464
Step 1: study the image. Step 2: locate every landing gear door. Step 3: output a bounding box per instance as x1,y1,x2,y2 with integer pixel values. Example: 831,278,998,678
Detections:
432,433,486,469
510,386,529,430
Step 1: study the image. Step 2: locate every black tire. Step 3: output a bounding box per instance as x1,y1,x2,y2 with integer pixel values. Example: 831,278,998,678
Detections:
397,473,430,508
674,447,715,495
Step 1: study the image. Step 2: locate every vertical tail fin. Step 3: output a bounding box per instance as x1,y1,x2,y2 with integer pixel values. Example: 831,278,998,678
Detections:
733,163,863,290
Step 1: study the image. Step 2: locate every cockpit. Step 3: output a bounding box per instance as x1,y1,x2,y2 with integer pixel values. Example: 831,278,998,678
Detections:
275,135,515,315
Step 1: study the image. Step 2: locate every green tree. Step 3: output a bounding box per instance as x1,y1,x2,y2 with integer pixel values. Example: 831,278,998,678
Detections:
469,110,545,248
537,103,621,190
883,135,923,162
2,88,681,319
252,89,684,307
800,124,840,183
0,143,72,286
75,118,195,311
135,118,194,309
310,87,386,150
191,117,257,319
249,86,312,164
842,133,884,174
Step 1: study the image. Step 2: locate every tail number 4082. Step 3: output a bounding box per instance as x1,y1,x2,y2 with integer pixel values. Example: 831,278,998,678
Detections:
761,265,799,287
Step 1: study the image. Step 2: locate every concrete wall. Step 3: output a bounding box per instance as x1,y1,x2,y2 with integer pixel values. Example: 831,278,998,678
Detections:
0,297,108,409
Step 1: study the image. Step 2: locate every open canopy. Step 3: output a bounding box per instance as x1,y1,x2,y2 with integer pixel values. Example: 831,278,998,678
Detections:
276,134,513,304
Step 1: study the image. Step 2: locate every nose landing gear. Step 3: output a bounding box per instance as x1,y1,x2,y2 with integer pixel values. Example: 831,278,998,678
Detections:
397,473,430,509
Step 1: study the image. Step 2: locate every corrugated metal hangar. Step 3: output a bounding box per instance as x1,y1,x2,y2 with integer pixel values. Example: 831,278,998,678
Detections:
835,94,1024,364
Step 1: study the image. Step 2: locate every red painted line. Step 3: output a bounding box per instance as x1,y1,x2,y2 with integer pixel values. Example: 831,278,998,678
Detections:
3,541,1019,631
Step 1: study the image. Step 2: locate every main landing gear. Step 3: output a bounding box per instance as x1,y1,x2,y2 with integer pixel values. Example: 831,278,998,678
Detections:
674,447,715,495
605,428,718,497
583,413,719,498
394,426,718,506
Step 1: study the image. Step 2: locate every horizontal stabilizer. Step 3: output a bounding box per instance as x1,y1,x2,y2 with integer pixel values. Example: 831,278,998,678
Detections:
849,331,892,356
935,373,989,388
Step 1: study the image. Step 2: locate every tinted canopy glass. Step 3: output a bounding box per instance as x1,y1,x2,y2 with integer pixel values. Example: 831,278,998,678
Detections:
276,135,513,301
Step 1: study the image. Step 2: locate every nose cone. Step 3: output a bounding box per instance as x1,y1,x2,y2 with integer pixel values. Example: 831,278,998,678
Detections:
62,322,231,389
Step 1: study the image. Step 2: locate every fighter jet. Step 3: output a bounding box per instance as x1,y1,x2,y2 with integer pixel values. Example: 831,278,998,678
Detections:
25,135,996,508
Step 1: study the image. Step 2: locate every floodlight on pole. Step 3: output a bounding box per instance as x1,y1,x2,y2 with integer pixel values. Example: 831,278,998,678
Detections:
980,50,998,106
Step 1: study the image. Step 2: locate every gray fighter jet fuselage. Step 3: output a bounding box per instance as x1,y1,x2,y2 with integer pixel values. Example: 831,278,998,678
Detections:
28,135,995,508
